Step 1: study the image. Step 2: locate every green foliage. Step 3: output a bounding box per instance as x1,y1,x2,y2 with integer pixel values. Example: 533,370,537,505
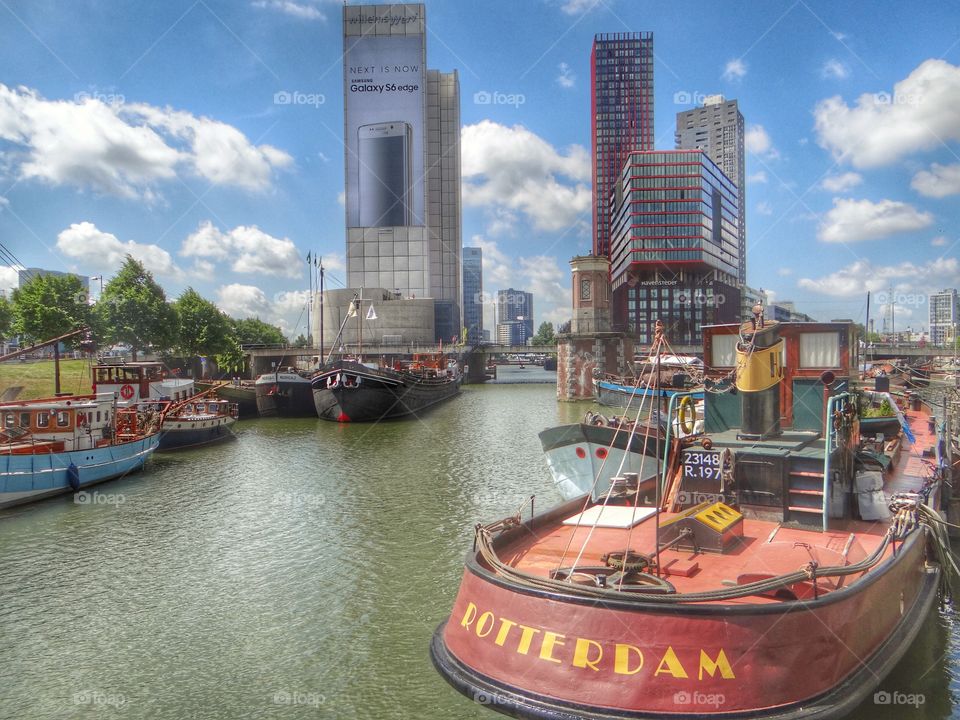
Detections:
292,333,309,348
232,317,286,346
861,398,895,418
11,273,90,343
172,288,231,358
0,295,11,339
95,256,175,359
531,321,556,345
215,337,246,374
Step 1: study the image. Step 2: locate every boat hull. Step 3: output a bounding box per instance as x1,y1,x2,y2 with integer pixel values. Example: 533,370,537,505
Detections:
432,528,937,719
311,363,461,422
159,415,236,450
595,381,703,409
255,380,316,418
538,423,664,500
0,435,160,509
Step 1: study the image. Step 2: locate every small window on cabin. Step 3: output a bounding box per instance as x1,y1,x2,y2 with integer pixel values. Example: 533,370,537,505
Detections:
57,411,70,427
4,413,14,428
799,332,840,369
97,411,102,422
18,412,30,428
711,334,737,367
36,411,50,428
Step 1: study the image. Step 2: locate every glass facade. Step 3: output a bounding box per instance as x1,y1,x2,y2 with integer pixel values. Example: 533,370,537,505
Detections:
462,247,483,343
929,289,958,345
609,150,741,346
591,32,654,258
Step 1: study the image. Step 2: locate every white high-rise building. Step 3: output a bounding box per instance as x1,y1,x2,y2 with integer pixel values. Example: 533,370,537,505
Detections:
929,288,958,345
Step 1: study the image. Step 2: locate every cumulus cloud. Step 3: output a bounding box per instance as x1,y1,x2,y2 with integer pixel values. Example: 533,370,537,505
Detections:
911,163,960,198
931,235,949,247
181,221,303,279
756,201,773,216
0,83,291,199
813,59,960,168
56,221,180,276
745,125,778,159
798,257,959,297
216,283,273,318
251,0,324,20
821,59,849,80
820,171,862,193
722,59,747,82
0,265,18,293
747,171,768,184
556,62,575,89
461,120,591,234
818,198,933,243
557,0,602,14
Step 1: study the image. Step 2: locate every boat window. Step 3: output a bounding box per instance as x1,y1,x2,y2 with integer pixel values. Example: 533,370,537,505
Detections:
4,413,13,428
711,334,736,367
18,412,29,428
36,411,50,428
800,332,840,369
96,411,102,422
57,411,70,427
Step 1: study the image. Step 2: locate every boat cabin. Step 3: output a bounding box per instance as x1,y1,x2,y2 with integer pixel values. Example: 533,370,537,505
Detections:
0,394,131,452
93,361,195,405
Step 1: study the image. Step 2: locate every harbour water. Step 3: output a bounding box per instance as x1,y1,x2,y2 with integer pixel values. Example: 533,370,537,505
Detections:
1,373,957,719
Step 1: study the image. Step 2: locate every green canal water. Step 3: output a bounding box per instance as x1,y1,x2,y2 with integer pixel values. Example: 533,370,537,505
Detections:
1,375,958,719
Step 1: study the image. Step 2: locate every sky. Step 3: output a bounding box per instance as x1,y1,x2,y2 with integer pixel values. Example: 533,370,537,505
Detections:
1,0,959,339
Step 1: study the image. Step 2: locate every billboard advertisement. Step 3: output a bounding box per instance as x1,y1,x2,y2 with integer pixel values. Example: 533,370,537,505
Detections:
343,9,425,228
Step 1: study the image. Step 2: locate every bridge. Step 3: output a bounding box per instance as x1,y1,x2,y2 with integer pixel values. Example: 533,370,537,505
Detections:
864,343,957,360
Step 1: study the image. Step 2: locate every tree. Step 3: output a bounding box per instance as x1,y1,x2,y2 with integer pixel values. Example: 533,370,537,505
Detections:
11,273,90,343
95,256,175,360
292,333,309,348
232,317,286,346
172,288,231,358
0,295,11,339
531,321,556,345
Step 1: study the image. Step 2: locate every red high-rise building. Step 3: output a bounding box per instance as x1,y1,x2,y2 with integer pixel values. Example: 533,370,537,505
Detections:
590,32,654,258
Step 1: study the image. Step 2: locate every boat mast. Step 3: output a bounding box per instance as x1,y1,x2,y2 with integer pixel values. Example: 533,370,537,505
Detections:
653,319,662,577
864,290,870,376
357,289,363,360
319,258,324,361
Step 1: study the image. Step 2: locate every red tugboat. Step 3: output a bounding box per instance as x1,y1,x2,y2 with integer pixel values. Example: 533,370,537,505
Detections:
432,319,951,719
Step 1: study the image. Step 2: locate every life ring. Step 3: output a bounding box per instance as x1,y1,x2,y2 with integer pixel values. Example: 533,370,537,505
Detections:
678,396,697,435
77,412,87,427
120,384,135,400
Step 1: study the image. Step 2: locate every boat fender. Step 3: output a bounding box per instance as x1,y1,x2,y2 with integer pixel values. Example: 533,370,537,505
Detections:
67,462,81,491
678,396,697,435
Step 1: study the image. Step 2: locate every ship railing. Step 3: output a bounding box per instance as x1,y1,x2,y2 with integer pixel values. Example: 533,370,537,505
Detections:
823,392,853,532
660,390,702,498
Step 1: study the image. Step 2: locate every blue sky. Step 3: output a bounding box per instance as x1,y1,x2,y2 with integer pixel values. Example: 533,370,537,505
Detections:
1,0,958,337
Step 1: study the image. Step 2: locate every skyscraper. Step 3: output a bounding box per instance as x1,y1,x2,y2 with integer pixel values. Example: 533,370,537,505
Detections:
497,288,533,344
462,247,483,343
929,288,958,345
609,149,741,347
591,32,654,258
675,95,746,284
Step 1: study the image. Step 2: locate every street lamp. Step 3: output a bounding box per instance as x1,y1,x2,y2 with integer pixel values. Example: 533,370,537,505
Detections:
89,275,104,302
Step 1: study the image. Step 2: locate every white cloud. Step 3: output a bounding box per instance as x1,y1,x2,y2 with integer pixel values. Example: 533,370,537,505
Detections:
911,163,960,198
931,235,949,247
557,0,601,15
798,257,959,297
251,0,324,20
722,58,747,82
813,59,960,168
818,198,933,243
777,267,794,276
216,283,273,319
821,59,849,80
461,120,591,234
747,171,768,184
0,265,18,294
820,171,862,193
556,62,575,89
745,124,778,159
0,84,291,199
336,191,345,207
56,221,179,276
181,221,303,279
756,201,773,215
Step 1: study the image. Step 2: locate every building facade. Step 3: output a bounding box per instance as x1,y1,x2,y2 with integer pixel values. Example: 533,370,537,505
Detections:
675,96,746,284
591,32,654,258
929,288,958,345
340,3,460,345
462,247,483,343
497,288,533,342
609,149,741,348
17,268,89,292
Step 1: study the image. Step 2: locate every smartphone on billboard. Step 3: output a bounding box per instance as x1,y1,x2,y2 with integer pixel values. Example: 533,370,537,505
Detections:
358,122,412,227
